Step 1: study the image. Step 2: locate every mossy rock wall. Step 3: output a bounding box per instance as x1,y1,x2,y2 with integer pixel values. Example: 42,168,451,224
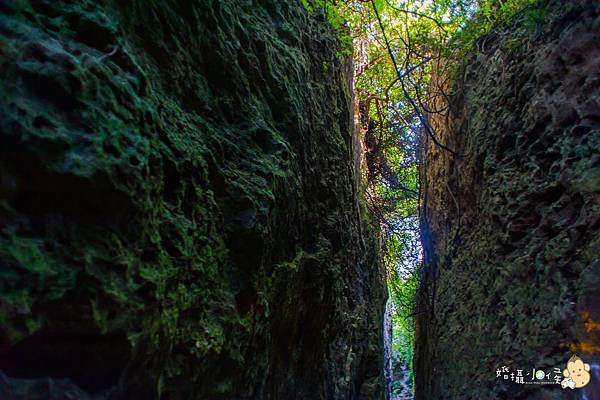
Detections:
415,1,600,398
0,1,387,398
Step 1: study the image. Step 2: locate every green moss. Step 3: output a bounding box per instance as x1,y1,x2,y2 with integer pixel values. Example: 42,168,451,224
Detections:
0,0,386,397
416,1,599,398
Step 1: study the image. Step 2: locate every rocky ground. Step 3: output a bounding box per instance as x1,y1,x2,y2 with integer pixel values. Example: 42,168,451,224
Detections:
391,364,413,400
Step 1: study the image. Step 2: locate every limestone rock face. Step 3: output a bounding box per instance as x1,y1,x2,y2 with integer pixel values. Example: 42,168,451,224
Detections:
0,1,386,398
416,1,600,398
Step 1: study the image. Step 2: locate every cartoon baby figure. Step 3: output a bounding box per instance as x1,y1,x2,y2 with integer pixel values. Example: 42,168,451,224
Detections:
561,354,591,389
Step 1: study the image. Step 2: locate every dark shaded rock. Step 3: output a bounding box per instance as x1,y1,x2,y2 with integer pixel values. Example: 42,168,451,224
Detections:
416,1,600,399
0,1,386,399
0,372,94,400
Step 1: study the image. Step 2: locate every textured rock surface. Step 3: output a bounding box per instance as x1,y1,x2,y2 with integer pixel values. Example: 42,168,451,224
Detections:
0,1,387,398
416,1,600,399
